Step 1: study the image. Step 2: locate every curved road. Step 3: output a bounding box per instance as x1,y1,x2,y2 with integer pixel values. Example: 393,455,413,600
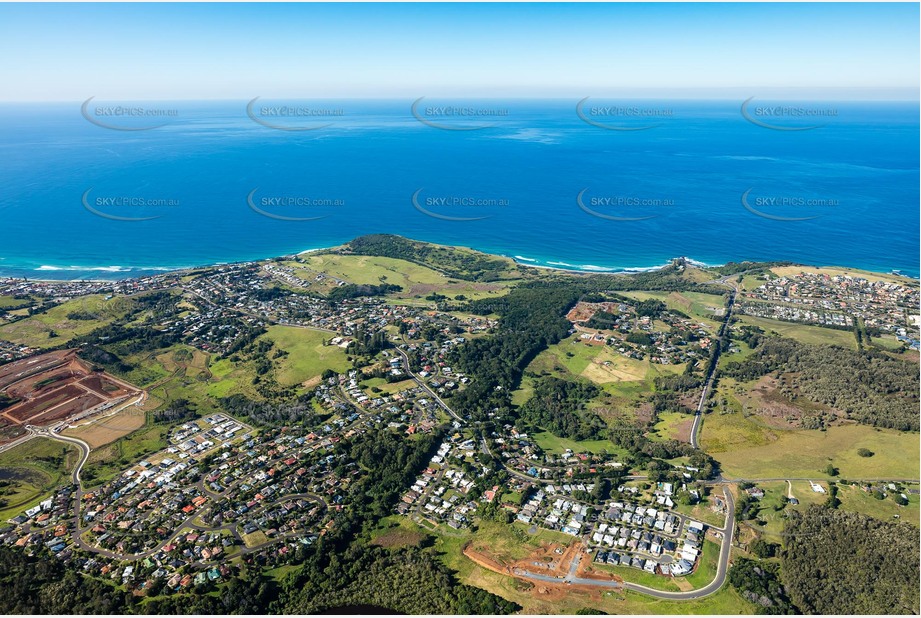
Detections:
515,485,736,600
31,424,326,564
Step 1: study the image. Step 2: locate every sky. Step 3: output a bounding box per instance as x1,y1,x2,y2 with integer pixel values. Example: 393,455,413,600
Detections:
0,2,918,101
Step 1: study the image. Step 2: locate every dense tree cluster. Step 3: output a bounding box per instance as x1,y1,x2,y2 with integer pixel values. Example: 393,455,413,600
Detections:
72,322,182,358
449,284,582,422
722,337,920,430
152,398,197,424
729,557,797,614
219,393,318,426
280,545,517,614
278,428,518,614
707,261,794,276
635,299,666,318
327,282,402,301
0,546,131,614
519,377,603,440
781,507,920,614
347,328,391,356
345,234,514,281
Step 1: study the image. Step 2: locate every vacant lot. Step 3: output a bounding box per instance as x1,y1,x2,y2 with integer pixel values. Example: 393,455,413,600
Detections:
532,431,623,456
261,326,351,387
0,437,78,520
371,519,429,549
651,412,694,443
529,334,685,386
735,315,857,349
702,409,919,480
62,404,147,448
81,422,167,487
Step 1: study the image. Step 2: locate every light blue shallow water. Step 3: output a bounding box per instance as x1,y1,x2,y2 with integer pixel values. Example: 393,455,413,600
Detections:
0,99,917,279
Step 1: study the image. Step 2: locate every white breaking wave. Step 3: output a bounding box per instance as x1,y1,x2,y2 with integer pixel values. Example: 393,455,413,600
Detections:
36,265,181,273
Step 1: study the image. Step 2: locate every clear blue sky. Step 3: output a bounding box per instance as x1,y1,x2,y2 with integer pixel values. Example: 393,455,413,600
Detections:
1,2,918,101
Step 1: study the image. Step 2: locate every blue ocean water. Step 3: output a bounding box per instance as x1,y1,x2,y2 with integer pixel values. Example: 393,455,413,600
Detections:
0,99,918,279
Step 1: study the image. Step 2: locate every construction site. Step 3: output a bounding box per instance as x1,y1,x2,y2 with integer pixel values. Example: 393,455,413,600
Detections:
0,350,142,446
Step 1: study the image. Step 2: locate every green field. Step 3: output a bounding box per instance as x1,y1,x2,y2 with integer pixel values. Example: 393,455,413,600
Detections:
0,438,78,520
836,483,920,526
0,295,136,348
284,254,515,302
261,325,352,387
0,295,33,310
361,377,416,395
651,412,693,442
527,333,685,390
701,409,919,480
510,375,536,406
683,540,720,589
672,498,728,528
116,344,250,410
717,339,756,369
532,430,624,456
735,315,858,349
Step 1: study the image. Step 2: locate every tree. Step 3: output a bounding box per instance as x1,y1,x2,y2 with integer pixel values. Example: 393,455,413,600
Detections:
750,539,778,558
783,507,919,614
857,448,874,457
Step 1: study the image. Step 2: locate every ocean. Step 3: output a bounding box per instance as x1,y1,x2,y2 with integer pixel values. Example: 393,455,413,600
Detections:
0,98,918,279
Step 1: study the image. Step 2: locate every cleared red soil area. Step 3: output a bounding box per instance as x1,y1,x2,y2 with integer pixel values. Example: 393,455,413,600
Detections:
29,392,104,425
0,350,140,438
81,375,129,398
6,384,87,421
566,301,622,323
0,350,71,391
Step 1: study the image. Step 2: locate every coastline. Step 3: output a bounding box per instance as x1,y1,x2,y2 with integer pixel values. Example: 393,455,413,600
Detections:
0,240,918,283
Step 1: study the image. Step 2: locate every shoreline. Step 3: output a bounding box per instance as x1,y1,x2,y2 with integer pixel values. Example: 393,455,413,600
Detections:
0,242,918,284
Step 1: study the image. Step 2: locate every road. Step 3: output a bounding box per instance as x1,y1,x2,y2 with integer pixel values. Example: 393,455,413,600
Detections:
0,431,36,454
513,485,737,600
21,417,328,564
394,344,466,425
690,287,736,449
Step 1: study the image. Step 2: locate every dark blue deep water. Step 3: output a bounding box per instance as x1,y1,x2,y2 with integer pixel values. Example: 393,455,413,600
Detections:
0,99,917,279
